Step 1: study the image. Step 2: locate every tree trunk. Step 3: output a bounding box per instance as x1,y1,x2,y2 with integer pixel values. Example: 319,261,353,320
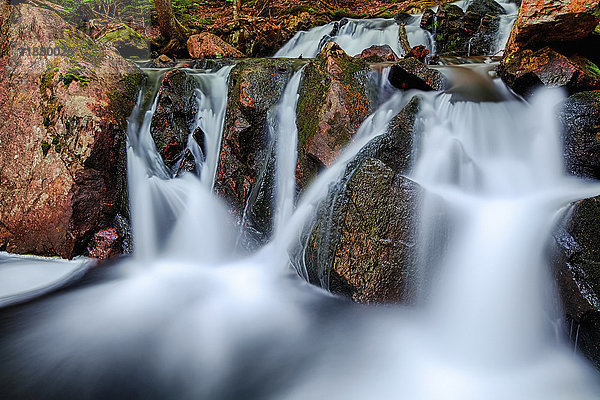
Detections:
154,0,187,42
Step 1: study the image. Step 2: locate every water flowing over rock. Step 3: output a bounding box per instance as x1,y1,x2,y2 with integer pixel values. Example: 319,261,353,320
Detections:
388,57,448,91
561,91,600,180
554,196,600,369
420,0,506,56
296,42,374,187
150,69,200,170
0,3,142,259
214,58,295,246
505,0,600,53
187,32,245,59
301,98,421,303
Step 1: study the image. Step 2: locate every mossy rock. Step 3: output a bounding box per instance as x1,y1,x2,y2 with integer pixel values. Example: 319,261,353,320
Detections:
298,97,422,303
98,25,150,59
214,58,297,248
295,43,374,188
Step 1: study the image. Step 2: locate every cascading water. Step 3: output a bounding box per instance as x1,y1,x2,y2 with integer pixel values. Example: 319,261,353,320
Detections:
275,17,429,58
3,9,600,399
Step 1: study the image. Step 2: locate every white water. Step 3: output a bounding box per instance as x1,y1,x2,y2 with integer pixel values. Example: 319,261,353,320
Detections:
3,16,600,399
275,17,429,58
275,0,519,59
273,69,303,235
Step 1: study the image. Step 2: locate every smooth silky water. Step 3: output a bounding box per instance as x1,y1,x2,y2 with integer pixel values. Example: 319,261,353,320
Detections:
1,4,599,399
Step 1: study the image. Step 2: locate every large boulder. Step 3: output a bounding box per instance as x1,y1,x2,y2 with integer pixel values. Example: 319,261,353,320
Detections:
214,59,295,247
554,196,600,369
498,47,600,96
388,57,448,91
96,24,150,59
149,69,199,171
560,91,600,180
296,42,374,187
505,0,600,53
0,3,143,258
187,32,245,59
300,98,422,303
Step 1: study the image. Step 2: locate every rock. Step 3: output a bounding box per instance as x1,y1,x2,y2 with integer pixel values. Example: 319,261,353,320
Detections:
187,32,245,59
466,0,507,17
150,69,199,171
356,45,400,62
214,59,295,247
87,228,121,259
498,47,600,96
405,45,430,63
299,98,422,303
0,3,142,259
554,196,600,369
394,12,417,25
97,24,150,59
505,0,600,54
560,91,600,180
388,57,448,91
150,54,175,68
296,42,374,187
420,0,505,56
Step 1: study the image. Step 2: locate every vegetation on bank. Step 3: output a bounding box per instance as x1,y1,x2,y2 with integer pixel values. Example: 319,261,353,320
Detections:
43,0,453,57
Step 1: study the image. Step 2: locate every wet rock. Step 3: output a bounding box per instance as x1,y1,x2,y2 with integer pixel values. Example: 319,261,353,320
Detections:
150,69,199,170
394,12,417,25
505,0,600,54
150,54,174,68
87,228,121,259
420,0,505,56
560,91,600,180
466,0,506,17
498,47,600,96
356,45,400,62
187,32,245,59
554,196,600,369
214,59,295,247
296,42,374,187
388,57,448,91
300,98,422,303
405,45,430,63
0,3,142,258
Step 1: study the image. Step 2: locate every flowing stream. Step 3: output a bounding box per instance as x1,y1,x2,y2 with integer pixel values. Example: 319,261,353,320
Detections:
1,5,599,399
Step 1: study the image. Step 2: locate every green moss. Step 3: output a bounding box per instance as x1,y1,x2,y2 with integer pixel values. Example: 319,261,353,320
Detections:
54,143,62,153
107,72,145,127
59,68,92,87
39,62,60,130
296,61,330,147
41,140,51,156
56,29,106,67
51,136,59,145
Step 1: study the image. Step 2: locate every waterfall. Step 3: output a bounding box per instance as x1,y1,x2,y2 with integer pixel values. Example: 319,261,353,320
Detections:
273,69,303,235
3,15,600,399
275,17,430,58
126,66,234,263
411,90,600,373
494,0,519,54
